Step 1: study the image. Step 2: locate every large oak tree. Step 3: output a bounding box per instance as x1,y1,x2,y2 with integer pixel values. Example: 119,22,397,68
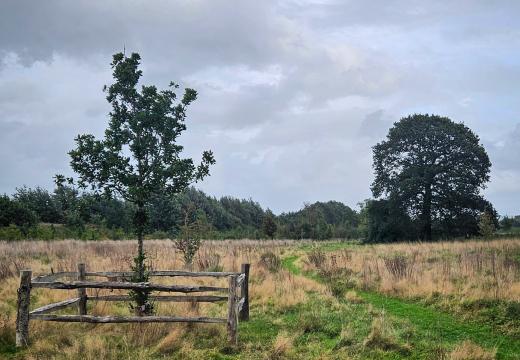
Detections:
371,114,491,240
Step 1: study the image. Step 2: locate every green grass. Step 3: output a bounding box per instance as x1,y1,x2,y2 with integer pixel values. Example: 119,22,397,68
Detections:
282,245,520,360
360,291,520,359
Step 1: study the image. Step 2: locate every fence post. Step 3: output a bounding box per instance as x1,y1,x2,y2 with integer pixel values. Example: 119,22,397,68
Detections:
77,263,87,315
239,263,250,321
227,275,238,345
16,270,32,347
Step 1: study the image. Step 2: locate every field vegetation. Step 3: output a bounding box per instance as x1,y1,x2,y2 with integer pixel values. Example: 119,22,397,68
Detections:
1,238,518,359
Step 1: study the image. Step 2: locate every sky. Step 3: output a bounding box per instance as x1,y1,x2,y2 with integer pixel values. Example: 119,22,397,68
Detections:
0,0,519,215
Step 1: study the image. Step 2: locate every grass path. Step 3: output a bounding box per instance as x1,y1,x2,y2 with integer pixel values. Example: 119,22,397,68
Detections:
282,248,520,360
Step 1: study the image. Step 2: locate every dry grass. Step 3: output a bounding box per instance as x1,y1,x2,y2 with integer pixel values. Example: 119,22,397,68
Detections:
0,238,518,359
268,331,294,359
449,340,496,360
0,239,318,358
304,239,520,301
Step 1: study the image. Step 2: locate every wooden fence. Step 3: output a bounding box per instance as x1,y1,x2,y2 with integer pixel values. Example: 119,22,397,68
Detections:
16,263,250,347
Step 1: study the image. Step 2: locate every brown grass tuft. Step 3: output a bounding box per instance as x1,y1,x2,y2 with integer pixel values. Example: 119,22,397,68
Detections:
268,331,294,359
449,341,496,360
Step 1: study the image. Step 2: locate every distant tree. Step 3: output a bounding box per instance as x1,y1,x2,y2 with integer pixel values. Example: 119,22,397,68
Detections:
61,52,215,314
277,201,359,240
262,209,277,239
479,211,496,237
0,195,13,227
372,114,492,241
0,194,37,232
356,200,370,240
364,199,417,243
499,216,514,231
13,186,62,223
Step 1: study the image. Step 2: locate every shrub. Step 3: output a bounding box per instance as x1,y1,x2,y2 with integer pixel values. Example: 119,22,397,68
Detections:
259,251,281,273
327,280,349,298
0,225,23,241
307,248,326,268
383,253,417,280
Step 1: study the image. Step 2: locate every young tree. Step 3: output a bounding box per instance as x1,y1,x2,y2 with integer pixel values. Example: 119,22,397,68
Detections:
175,204,210,268
479,211,496,237
371,114,491,241
62,52,215,314
262,209,277,239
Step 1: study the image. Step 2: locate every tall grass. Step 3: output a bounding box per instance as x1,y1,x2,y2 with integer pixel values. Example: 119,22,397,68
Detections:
304,239,520,301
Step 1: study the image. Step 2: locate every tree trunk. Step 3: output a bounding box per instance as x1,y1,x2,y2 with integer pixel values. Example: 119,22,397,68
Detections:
131,202,152,315
135,203,146,280
422,182,432,241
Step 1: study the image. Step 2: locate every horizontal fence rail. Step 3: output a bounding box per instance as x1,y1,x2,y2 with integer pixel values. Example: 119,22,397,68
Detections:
30,315,228,324
31,270,242,282
32,280,228,293
88,295,229,302
16,263,250,347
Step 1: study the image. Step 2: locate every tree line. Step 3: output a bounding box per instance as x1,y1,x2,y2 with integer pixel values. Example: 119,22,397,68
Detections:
0,185,365,240
0,184,517,242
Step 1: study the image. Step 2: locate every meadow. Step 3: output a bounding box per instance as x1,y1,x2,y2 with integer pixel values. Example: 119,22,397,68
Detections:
0,238,519,359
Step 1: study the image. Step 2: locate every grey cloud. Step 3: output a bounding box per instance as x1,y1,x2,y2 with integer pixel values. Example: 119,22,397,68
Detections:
358,110,391,140
0,0,519,214
488,124,520,171
0,0,290,72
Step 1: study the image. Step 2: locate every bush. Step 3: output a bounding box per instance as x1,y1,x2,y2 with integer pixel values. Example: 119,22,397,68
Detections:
0,225,23,241
327,280,349,298
259,251,281,273
307,248,326,268
383,253,417,280
27,225,55,240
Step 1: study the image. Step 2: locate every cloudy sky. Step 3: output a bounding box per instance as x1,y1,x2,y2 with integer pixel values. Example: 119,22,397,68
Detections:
1,1,519,215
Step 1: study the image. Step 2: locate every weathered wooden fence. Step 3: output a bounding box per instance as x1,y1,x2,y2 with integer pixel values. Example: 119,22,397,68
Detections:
16,263,250,347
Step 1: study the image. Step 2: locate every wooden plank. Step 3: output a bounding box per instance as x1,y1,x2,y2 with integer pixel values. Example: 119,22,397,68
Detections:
85,270,240,278
32,272,77,282
227,275,238,345
84,271,133,278
16,270,31,347
30,298,80,315
30,314,227,324
32,280,228,293
88,295,228,302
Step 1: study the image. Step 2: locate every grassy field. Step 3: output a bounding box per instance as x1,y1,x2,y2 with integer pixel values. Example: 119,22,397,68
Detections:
0,238,519,359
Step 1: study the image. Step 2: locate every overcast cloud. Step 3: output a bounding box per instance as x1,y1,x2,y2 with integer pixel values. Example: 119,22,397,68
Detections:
1,0,519,215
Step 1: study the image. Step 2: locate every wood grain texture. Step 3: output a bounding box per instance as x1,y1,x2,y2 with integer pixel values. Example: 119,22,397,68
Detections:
88,295,228,302
30,314,227,323
30,298,80,315
32,280,227,293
